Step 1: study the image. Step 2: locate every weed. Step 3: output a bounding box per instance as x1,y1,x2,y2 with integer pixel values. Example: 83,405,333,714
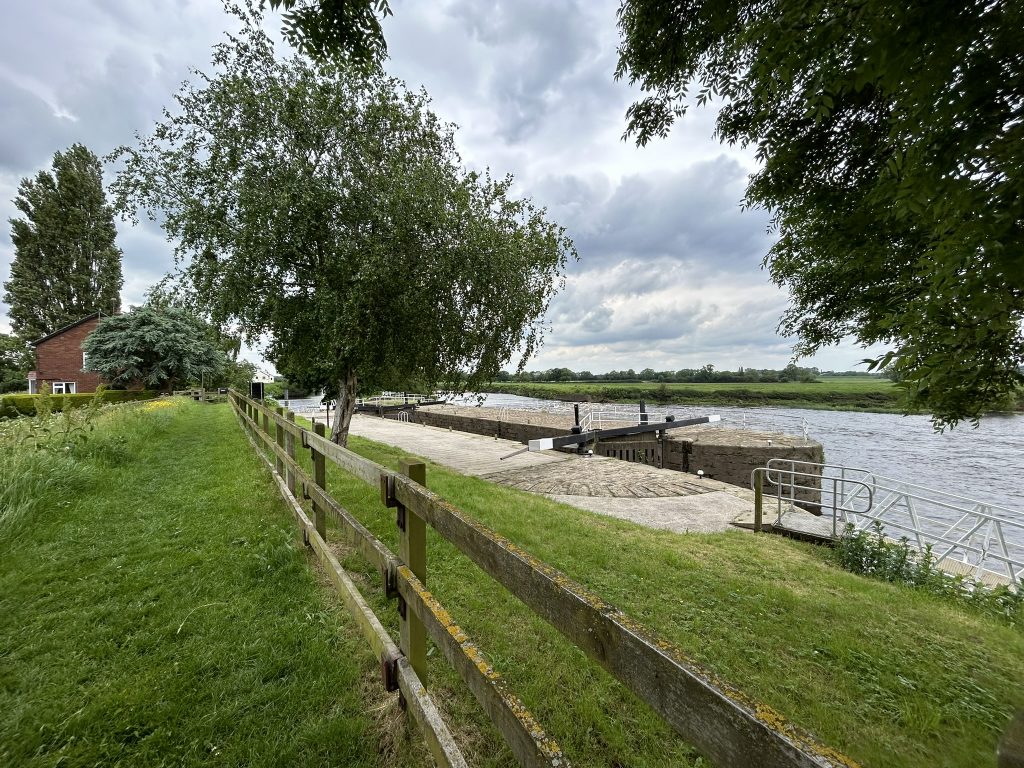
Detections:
832,521,1024,626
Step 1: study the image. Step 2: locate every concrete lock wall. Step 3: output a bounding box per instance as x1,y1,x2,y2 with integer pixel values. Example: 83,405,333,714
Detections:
407,407,567,444
397,406,824,505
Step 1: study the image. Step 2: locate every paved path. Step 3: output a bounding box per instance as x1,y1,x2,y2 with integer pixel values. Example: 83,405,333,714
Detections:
341,414,759,534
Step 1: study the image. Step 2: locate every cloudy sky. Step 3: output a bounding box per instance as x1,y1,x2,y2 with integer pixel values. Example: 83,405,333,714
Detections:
0,0,881,373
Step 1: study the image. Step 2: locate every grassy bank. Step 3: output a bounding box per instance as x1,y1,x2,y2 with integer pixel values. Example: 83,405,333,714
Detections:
261,407,1021,767
483,376,904,412
5,399,1020,767
0,400,430,767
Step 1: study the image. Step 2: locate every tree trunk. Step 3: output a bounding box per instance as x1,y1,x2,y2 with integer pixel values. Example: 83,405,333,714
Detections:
331,369,358,445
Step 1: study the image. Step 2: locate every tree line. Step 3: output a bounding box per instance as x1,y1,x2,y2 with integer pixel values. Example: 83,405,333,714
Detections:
494,364,845,385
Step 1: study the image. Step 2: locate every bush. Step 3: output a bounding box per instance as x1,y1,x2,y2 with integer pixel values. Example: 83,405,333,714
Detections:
833,522,1024,626
0,390,158,418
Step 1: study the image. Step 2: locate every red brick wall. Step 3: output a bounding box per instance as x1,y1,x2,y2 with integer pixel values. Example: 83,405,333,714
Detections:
34,317,105,394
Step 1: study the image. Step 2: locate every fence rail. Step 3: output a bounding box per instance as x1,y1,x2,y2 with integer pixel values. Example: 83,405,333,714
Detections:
228,390,856,768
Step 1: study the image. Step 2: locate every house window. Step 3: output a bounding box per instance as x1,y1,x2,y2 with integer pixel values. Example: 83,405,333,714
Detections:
52,381,77,395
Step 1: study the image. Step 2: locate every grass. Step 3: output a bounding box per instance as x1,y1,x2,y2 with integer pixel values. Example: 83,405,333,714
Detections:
0,399,432,768
483,376,904,412
4,400,1021,767
272,412,1022,768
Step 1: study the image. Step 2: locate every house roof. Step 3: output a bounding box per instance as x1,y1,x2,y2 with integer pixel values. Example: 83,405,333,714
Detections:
29,312,103,346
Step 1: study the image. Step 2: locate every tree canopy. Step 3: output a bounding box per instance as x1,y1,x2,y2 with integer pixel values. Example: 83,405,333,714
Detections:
0,333,33,393
3,143,123,341
268,0,391,70
112,8,575,443
616,0,1024,427
82,305,227,393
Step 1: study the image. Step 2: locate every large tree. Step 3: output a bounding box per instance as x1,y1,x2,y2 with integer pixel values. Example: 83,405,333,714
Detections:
112,8,574,444
0,333,33,393
616,1,1023,427
4,144,123,341
82,305,226,394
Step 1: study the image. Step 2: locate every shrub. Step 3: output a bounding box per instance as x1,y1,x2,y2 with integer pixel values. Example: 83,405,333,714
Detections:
832,522,1024,626
0,390,158,418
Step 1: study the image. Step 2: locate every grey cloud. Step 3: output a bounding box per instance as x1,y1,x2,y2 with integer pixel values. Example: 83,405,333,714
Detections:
537,157,774,279
443,0,620,143
0,80,78,175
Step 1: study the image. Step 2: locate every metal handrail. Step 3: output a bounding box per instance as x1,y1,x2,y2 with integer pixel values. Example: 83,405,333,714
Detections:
751,466,874,537
761,459,1024,584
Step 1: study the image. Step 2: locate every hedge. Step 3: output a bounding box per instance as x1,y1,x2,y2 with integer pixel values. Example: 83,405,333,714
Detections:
0,390,159,419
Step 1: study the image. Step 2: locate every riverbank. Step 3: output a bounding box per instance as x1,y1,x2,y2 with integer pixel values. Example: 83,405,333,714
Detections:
3,401,1021,766
482,377,906,412
310,421,1022,767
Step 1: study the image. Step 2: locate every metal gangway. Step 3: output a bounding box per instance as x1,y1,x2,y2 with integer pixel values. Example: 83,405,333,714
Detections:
751,459,1024,586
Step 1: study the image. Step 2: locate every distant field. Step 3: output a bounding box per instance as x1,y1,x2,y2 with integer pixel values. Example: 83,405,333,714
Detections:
482,376,904,412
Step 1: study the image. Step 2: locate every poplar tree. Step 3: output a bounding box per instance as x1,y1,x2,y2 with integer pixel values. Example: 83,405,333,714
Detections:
4,144,123,340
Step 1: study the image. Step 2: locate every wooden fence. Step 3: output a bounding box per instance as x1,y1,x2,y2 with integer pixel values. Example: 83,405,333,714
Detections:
229,390,858,768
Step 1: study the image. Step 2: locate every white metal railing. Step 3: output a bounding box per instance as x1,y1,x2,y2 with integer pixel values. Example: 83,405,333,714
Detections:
762,459,1024,585
356,392,436,407
577,403,654,433
574,403,810,439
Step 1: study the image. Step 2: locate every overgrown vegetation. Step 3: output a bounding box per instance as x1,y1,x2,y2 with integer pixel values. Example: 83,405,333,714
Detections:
833,522,1024,626
0,400,430,767
0,388,157,418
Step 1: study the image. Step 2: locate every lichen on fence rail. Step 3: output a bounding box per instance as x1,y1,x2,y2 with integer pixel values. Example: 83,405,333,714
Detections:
229,389,859,768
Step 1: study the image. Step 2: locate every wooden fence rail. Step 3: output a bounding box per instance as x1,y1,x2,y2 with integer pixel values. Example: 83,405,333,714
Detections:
228,390,857,768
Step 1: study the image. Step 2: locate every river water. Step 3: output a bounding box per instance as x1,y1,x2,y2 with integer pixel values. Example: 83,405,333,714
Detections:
468,393,1024,518
280,391,1024,546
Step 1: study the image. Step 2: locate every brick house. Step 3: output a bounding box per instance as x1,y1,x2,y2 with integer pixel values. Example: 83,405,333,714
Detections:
27,312,105,395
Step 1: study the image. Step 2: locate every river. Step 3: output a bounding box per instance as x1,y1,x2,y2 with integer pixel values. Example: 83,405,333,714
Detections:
280,390,1022,518
467,392,1024,517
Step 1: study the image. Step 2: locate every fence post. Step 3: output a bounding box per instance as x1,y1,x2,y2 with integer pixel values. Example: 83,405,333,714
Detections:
311,422,327,541
275,406,285,477
398,459,428,686
754,470,763,533
285,410,297,497
261,401,270,436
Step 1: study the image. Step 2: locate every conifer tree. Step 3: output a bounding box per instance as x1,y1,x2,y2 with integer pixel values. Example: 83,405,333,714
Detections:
3,144,123,340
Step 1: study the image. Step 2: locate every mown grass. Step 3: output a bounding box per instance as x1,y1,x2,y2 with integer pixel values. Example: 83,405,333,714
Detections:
7,398,1018,768
268,410,1022,768
0,400,431,768
483,377,904,412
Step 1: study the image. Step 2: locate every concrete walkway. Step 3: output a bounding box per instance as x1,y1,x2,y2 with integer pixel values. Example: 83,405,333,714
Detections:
341,414,758,534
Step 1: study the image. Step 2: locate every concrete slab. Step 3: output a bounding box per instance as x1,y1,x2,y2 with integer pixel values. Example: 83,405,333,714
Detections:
343,414,771,534
344,414,569,477
545,491,756,534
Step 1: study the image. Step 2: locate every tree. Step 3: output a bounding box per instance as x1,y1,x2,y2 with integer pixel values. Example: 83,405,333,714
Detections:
82,305,227,393
3,144,123,341
269,0,391,70
112,7,574,444
615,1,1023,427
0,333,33,393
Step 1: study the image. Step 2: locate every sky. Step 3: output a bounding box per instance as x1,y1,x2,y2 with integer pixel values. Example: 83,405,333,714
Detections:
0,0,884,374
